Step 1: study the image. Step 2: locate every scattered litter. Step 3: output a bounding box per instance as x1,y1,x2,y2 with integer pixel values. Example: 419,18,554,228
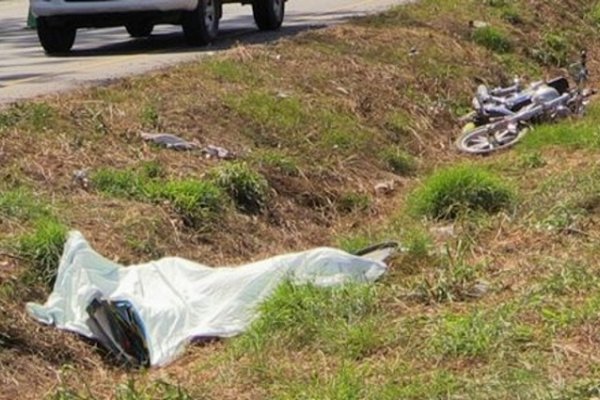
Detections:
140,132,198,151
201,144,235,160
374,180,396,195
276,91,290,99
469,20,489,29
72,169,89,189
27,231,393,367
336,86,350,95
408,47,419,57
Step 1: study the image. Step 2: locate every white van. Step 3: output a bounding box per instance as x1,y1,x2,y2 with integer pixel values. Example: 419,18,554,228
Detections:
30,0,285,54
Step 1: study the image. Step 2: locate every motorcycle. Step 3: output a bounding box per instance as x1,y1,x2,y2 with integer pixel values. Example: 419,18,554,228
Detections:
456,51,593,154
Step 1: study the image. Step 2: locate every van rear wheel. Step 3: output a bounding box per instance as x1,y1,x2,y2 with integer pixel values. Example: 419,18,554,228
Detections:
252,0,284,31
37,17,76,54
182,0,220,46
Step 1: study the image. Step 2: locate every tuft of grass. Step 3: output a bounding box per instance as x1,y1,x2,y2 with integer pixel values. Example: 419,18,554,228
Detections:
531,32,571,67
18,219,68,287
154,180,224,228
380,146,417,176
253,150,300,176
471,26,512,53
91,168,147,199
336,193,371,214
140,104,160,128
211,162,269,214
409,165,515,220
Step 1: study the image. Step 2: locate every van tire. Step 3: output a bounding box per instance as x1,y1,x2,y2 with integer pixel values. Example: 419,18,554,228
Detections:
37,17,76,54
252,0,284,31
182,0,220,46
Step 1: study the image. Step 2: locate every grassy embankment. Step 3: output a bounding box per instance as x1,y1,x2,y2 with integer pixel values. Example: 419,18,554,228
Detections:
2,0,600,398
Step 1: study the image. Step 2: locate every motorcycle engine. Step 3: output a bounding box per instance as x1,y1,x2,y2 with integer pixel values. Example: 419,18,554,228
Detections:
532,85,560,105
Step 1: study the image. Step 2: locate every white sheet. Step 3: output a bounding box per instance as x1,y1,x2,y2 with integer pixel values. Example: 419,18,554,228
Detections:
26,231,387,366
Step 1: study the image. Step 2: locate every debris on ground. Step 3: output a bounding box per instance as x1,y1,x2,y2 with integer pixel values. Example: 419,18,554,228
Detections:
27,231,393,367
140,132,199,151
72,169,90,189
201,144,235,160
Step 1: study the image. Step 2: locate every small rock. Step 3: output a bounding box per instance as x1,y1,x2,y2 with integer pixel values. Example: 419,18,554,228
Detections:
73,169,90,189
465,281,490,299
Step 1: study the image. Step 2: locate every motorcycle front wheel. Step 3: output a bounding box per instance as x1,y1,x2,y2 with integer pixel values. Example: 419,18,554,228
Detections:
456,122,529,155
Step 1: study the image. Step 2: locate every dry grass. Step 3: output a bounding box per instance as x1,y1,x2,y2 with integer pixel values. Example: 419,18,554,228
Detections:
2,0,600,398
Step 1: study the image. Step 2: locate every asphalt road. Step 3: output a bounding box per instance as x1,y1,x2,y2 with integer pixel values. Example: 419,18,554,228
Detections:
0,0,404,104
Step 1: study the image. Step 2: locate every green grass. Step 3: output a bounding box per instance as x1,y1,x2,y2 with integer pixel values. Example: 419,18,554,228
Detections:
155,180,224,228
18,219,67,287
409,165,515,220
234,282,386,360
336,193,371,214
211,162,269,214
472,26,513,53
380,146,417,176
53,379,194,400
252,150,300,176
0,188,51,221
92,166,224,227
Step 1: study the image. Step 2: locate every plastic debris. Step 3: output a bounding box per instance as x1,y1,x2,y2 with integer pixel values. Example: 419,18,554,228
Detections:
140,132,198,151
201,145,235,160
73,169,89,189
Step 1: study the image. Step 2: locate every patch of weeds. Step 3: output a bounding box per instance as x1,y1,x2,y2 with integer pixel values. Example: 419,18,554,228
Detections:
531,32,571,67
519,114,600,150
472,26,512,54
204,58,255,84
140,104,160,128
542,264,598,296
140,160,165,179
53,379,194,400
377,370,460,400
91,168,147,199
384,111,414,143
253,150,300,176
228,91,305,133
0,188,51,221
588,2,600,25
154,180,224,228
409,165,515,220
518,151,546,169
211,162,268,214
336,192,371,214
412,261,481,304
318,109,369,151
430,307,527,358
276,363,367,400
235,282,384,359
555,379,600,400
0,106,23,130
27,102,56,131
18,219,67,287
501,7,523,25
537,202,584,232
380,146,417,176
